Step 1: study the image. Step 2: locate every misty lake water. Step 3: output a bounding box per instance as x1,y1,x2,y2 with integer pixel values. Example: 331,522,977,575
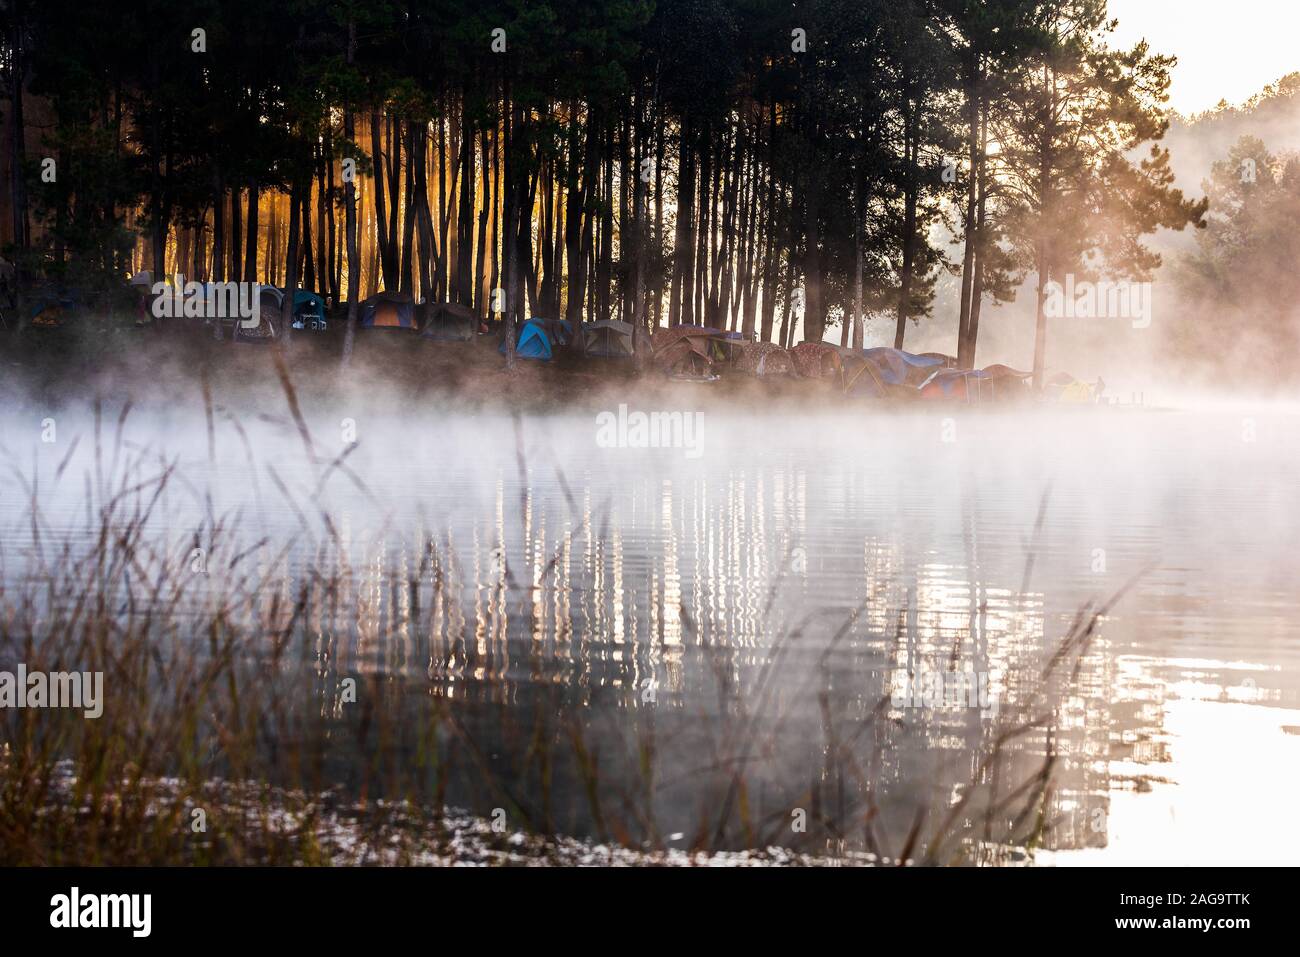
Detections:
3,402,1298,865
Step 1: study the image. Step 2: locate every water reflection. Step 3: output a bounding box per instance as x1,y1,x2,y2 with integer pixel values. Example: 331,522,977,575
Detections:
2,407,1297,863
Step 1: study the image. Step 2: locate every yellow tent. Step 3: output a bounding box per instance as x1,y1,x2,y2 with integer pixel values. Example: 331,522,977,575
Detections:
1059,380,1095,404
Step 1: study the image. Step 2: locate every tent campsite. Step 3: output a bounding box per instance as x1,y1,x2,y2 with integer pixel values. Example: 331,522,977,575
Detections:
842,353,890,398
651,326,718,380
1046,372,1097,404
918,368,993,402
581,319,637,358
291,290,327,331
980,364,1033,401
733,341,794,377
422,301,476,341
860,347,946,387
222,286,281,341
790,341,845,381
668,324,745,363
360,291,417,330
499,318,555,360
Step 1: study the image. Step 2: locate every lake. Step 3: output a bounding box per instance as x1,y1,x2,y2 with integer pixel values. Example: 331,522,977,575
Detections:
3,400,1298,864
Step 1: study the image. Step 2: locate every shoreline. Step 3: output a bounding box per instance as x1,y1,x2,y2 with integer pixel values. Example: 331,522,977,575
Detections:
2,321,1133,417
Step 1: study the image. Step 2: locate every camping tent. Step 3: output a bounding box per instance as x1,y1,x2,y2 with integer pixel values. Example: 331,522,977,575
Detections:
920,352,958,368
581,319,636,358
661,325,744,362
292,290,327,331
919,368,992,402
1058,380,1095,404
652,327,718,379
734,341,794,377
499,318,554,360
980,364,1033,401
1055,374,1097,403
790,341,845,380
982,363,1032,379
842,355,889,398
224,286,281,340
654,338,716,380
29,295,77,328
1044,371,1095,404
360,291,417,330
546,318,574,347
860,347,946,387
257,286,285,314
422,301,476,341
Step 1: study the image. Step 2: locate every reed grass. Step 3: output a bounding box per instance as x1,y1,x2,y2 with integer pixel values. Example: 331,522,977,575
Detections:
0,374,1113,866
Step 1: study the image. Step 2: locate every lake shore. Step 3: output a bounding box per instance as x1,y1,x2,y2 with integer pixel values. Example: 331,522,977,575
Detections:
2,321,963,417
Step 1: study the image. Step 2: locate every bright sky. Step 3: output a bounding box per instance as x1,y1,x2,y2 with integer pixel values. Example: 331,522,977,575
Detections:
1107,0,1299,115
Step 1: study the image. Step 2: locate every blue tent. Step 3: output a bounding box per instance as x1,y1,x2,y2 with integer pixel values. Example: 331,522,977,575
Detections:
292,290,327,331
861,347,945,387
29,294,79,327
499,318,554,360
360,291,417,329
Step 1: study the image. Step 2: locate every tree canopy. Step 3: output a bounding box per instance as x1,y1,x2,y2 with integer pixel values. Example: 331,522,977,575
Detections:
1,0,1205,375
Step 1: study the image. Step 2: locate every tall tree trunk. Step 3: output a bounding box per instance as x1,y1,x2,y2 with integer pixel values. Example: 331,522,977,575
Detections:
759,104,779,344
316,139,328,297
301,188,316,293
281,178,302,349
7,18,28,259
400,121,416,294
371,112,393,290
669,120,694,326
501,79,518,367
651,102,665,328
631,90,648,337
852,181,864,351
323,133,338,304
895,100,918,350
489,116,500,320
778,254,795,349
964,98,990,368
956,57,980,364
803,186,824,343
413,121,436,306
340,22,360,366
211,174,225,283
474,124,490,316
457,92,474,305
229,187,242,283
1032,254,1048,390
436,106,448,299
597,121,614,323
210,189,225,329
564,107,592,329
244,180,260,284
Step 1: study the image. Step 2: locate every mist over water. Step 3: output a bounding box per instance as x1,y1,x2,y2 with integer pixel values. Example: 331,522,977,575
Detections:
4,398,1296,863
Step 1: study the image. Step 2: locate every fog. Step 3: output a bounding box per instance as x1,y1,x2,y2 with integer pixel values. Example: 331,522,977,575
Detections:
3,366,1298,863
